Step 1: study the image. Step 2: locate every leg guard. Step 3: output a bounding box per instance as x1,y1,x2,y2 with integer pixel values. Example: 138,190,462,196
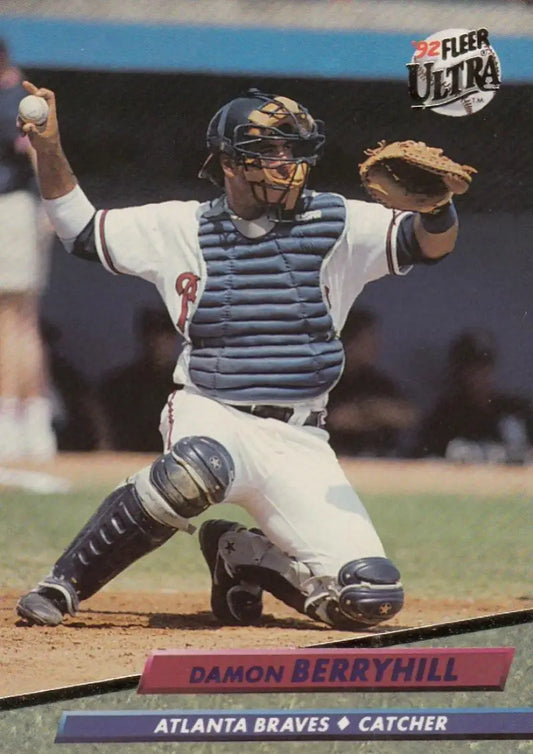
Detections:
199,519,264,626
208,524,315,615
320,557,404,629
198,522,403,631
16,436,234,625
207,525,403,631
16,482,173,625
38,482,176,604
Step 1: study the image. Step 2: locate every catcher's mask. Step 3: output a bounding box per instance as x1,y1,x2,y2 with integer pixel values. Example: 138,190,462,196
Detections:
199,88,325,212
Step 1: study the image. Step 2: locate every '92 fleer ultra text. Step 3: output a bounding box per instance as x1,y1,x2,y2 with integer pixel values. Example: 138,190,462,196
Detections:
407,27,501,116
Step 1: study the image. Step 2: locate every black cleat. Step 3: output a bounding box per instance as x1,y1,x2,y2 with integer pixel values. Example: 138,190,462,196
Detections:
16,578,79,626
199,519,263,626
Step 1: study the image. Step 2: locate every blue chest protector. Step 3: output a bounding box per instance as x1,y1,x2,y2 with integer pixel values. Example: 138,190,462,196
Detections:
188,192,347,404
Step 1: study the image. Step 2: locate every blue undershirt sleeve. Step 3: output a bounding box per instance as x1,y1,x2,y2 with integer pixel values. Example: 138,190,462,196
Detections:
396,214,450,266
71,214,100,263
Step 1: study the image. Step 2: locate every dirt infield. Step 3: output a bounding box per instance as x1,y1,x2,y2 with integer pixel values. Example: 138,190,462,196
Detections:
1,589,527,699
1,454,531,699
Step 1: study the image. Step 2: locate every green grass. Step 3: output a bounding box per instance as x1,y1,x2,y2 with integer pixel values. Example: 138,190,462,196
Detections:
365,492,532,600
1,488,531,600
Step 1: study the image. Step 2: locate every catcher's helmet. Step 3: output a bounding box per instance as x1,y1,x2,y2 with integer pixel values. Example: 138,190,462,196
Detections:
199,89,325,212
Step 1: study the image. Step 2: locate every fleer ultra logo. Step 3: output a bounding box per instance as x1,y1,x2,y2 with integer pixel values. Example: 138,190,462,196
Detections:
407,28,501,116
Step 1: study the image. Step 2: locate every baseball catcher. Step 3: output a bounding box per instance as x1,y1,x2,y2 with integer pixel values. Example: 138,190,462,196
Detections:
16,83,475,630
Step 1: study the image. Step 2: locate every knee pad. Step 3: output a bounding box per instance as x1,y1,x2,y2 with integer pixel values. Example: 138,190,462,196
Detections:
136,436,235,528
334,557,404,626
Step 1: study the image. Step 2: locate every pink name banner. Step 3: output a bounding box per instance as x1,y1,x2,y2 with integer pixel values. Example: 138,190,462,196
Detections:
138,647,514,694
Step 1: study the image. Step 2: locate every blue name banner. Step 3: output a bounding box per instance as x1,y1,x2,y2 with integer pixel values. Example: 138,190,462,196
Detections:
56,708,533,742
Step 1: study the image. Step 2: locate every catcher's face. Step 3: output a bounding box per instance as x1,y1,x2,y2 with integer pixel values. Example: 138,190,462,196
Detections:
222,139,310,218
229,96,323,213
235,136,311,213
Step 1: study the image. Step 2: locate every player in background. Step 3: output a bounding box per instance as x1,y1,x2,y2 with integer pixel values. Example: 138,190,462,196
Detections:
17,83,461,629
0,41,56,461
327,307,418,458
413,329,533,464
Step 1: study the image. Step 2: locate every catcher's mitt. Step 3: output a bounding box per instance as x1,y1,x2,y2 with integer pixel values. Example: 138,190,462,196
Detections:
359,140,477,212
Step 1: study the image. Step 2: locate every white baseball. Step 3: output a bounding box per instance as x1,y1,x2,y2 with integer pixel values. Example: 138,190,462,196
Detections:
18,95,50,125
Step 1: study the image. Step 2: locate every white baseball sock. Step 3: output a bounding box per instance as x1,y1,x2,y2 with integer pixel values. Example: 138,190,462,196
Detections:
21,395,57,461
0,397,25,461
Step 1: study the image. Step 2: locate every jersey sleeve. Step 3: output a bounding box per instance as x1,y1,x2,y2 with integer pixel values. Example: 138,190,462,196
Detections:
94,200,201,284
344,199,412,280
321,198,412,332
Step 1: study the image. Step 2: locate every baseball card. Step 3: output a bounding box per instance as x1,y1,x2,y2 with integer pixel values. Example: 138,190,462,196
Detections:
0,1,531,751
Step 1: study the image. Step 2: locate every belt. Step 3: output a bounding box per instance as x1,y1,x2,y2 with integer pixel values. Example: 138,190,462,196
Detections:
231,404,326,428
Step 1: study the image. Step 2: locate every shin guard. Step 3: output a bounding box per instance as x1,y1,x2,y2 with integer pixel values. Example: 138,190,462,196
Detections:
48,483,177,601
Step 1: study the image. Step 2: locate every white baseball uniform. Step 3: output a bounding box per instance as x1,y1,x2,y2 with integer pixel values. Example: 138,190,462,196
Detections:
68,192,410,578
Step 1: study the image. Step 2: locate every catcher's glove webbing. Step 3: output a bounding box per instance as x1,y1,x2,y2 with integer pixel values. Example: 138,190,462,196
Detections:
359,140,477,213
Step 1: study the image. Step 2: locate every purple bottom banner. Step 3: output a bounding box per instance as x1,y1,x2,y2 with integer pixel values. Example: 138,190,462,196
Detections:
56,708,533,743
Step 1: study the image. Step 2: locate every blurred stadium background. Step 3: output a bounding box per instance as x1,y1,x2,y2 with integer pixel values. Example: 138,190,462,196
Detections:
1,0,532,413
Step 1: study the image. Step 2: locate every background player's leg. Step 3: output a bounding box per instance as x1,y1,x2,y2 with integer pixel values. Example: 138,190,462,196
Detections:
0,292,27,460
14,292,56,460
0,193,55,461
0,292,54,460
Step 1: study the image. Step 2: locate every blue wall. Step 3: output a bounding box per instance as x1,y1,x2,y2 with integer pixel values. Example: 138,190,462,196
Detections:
2,16,532,82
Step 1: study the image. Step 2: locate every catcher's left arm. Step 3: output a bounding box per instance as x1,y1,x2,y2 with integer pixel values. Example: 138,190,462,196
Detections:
359,140,477,259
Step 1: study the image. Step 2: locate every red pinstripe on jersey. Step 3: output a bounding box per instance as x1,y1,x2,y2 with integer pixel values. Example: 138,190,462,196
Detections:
164,390,178,451
385,211,399,274
98,210,120,274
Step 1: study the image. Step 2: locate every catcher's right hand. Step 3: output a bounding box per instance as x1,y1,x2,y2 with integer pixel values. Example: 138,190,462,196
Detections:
17,81,60,152
358,140,477,213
